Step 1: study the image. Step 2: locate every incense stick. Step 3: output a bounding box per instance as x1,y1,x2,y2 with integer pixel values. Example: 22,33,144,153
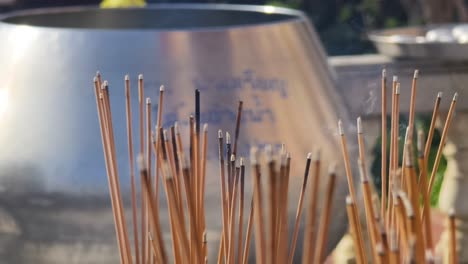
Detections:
428,93,458,195
124,74,140,264
237,158,246,264
424,92,442,160
338,120,367,263
345,196,364,264
217,130,229,262
313,164,337,264
417,130,433,252
302,150,321,264
448,209,457,264
233,101,243,156
288,153,312,264
251,147,266,264
381,69,388,227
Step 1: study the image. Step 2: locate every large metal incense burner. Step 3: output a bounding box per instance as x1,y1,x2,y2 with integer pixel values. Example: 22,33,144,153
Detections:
0,4,354,263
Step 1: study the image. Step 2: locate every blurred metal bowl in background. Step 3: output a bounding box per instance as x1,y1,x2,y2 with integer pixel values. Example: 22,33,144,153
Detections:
0,4,355,263
369,24,468,60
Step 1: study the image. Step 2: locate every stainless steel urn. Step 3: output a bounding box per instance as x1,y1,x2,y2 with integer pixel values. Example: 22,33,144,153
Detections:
0,4,355,263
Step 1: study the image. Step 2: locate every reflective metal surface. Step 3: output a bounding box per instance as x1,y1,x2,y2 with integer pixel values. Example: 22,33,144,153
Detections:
369,24,468,60
0,4,355,263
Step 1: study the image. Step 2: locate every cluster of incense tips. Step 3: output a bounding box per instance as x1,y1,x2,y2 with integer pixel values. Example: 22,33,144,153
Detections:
94,72,342,264
339,70,459,264
94,70,459,264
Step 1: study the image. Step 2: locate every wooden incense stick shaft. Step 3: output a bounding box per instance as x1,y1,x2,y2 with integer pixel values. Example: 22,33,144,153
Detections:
428,94,457,196
302,159,321,264
237,163,246,264
242,199,254,264
288,155,311,264
124,76,140,264
449,210,458,264
252,159,266,264
346,197,364,264
313,167,336,264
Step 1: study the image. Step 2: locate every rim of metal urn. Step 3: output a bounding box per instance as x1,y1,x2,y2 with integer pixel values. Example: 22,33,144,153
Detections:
0,3,307,32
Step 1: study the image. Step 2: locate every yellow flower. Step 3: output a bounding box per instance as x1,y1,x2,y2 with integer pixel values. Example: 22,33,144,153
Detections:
100,0,146,8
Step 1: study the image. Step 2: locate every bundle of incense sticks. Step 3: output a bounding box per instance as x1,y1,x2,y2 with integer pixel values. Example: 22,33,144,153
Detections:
338,69,459,264
94,72,342,264
94,70,459,264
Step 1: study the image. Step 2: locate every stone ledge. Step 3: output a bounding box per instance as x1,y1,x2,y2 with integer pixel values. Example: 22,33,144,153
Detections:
329,54,468,117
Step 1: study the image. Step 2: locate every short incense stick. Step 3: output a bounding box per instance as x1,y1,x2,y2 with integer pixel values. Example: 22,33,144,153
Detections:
449,209,458,264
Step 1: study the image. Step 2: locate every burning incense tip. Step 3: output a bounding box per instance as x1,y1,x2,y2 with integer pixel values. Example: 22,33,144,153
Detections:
265,145,273,162
393,75,398,82
357,117,363,134
137,154,146,171
449,208,456,217
314,149,321,161
226,132,231,144
231,154,236,162
93,76,98,83
250,147,258,165
453,92,458,101
102,80,109,88
218,129,223,138
124,74,130,81
338,119,344,135
146,97,151,104
96,71,101,77
413,69,419,79
345,195,353,205
174,122,180,134
438,92,443,98
426,251,435,263
240,157,245,166
307,152,312,160
160,85,165,92
138,74,143,80
395,83,400,94
376,243,384,254
180,154,189,169
203,123,208,132
328,163,337,175
382,69,386,78
281,153,288,165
